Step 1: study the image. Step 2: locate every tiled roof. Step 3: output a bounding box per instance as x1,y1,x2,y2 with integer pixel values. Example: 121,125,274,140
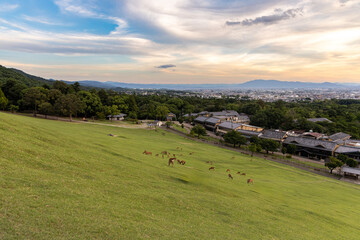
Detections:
218,121,241,130
261,130,287,140
284,136,337,151
307,118,332,123
329,132,351,141
204,117,221,124
194,116,208,123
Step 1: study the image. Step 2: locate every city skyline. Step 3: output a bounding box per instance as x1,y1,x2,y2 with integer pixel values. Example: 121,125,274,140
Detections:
0,0,360,83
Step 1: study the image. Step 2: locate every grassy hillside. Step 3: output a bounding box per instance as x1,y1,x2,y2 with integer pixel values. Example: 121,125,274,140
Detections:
1,112,360,239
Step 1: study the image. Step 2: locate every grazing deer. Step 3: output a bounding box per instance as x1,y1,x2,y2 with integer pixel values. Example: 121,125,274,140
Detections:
247,179,254,184
180,160,186,165
226,169,230,172
189,152,195,155
241,173,246,176
177,159,182,164
228,173,233,180
237,171,241,175
173,154,176,157
143,150,152,155
168,158,175,166
209,167,215,170
161,151,168,155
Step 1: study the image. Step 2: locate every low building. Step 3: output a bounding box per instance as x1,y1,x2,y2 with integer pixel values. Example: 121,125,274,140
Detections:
106,114,127,121
283,136,338,160
237,129,262,139
340,166,360,180
166,113,176,121
329,132,351,142
238,124,263,132
335,146,360,161
260,130,287,142
194,116,208,125
204,117,222,131
302,132,324,140
217,122,242,135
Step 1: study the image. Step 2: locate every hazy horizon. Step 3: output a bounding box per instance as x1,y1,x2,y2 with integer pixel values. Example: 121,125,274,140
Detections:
1,0,360,84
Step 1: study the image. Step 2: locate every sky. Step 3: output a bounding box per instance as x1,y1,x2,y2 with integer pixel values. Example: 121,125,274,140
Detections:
0,0,360,84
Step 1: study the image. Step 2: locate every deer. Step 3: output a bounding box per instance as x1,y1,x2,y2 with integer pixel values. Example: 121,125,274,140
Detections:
228,173,233,180
247,179,254,184
168,158,175,167
209,167,215,170
143,150,152,155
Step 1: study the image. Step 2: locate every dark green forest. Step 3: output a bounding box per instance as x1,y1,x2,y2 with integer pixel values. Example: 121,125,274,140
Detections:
1,65,360,138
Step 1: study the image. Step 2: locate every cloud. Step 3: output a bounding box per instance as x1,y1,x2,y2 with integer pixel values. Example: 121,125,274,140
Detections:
0,3,19,12
155,64,176,69
22,15,66,26
226,8,303,26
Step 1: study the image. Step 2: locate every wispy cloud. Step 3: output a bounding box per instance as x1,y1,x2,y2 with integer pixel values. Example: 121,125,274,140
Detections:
155,64,176,69
226,8,303,26
22,15,66,26
0,3,19,12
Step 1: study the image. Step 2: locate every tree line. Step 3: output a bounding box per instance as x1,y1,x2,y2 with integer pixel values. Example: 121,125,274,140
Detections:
1,75,360,138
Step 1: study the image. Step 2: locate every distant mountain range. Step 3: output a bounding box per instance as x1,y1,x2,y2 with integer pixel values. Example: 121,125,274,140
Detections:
1,65,359,90
73,79,357,90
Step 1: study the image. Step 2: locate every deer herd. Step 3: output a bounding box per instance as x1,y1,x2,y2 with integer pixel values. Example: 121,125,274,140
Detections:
143,149,254,185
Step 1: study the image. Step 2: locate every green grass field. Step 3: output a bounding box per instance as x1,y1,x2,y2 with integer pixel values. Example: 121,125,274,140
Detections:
1,112,360,239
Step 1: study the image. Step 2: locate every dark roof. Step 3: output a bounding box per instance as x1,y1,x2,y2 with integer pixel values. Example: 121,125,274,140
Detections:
211,110,240,117
107,114,127,118
238,115,250,121
284,136,337,151
204,117,221,125
302,132,324,139
218,121,241,130
329,132,351,141
341,166,360,175
260,130,287,140
307,118,332,123
335,146,360,154
194,116,208,123
237,129,262,137
184,113,198,117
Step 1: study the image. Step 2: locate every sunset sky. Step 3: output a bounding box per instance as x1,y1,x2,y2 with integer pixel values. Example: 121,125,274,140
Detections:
0,0,360,83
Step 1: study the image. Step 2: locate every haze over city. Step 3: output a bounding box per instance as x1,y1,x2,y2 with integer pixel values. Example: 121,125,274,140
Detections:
0,0,360,83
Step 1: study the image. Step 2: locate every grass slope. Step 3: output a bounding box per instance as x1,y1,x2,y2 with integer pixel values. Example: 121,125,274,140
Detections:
1,112,360,239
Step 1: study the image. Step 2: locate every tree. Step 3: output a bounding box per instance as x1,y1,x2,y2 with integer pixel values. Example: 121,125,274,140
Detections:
38,102,54,118
248,143,258,157
53,81,68,94
104,105,120,122
78,91,102,117
155,105,169,120
223,130,247,148
191,125,206,138
0,88,8,110
346,158,358,168
260,139,280,154
22,87,47,116
326,157,344,174
55,94,85,121
286,144,297,155
281,146,287,156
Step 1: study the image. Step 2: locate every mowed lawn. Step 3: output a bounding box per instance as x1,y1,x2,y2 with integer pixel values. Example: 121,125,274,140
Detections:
1,112,360,240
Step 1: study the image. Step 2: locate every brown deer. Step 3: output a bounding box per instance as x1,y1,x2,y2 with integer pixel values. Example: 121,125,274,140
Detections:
168,158,175,166
228,173,233,180
247,179,254,184
209,167,215,170
161,151,168,155
226,169,230,172
177,159,182,164
236,171,241,175
143,150,152,155
180,160,186,165
241,173,246,176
